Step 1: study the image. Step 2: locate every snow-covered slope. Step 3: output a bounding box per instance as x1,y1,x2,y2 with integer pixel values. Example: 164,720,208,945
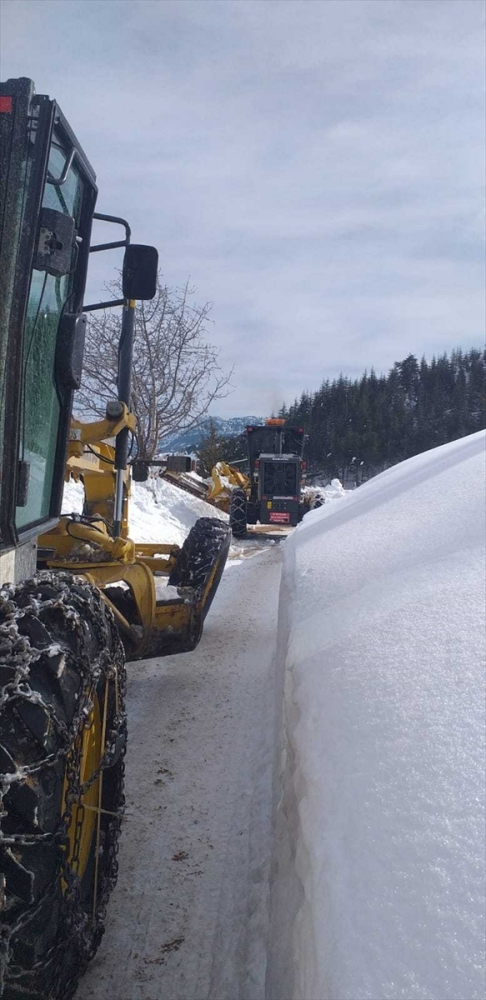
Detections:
267,430,486,1000
129,477,229,547
63,475,228,549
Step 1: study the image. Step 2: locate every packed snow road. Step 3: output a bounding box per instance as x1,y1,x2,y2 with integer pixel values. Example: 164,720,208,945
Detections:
76,544,282,1000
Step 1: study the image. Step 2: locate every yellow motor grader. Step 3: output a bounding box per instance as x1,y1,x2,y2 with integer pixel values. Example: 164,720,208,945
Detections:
160,419,320,538
0,78,230,1000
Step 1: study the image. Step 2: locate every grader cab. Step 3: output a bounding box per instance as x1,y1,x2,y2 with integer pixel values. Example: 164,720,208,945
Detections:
156,419,314,539
208,419,311,538
0,77,230,1000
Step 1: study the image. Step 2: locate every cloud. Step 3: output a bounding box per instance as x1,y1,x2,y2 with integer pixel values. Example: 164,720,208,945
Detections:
2,0,484,416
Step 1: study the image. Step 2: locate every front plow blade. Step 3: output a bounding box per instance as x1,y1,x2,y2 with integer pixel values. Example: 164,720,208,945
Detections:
105,518,231,660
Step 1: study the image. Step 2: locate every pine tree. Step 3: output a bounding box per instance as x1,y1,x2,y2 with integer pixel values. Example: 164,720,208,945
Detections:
196,419,224,476
278,348,485,482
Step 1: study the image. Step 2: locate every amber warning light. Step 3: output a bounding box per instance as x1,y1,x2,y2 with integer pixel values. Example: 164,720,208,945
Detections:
0,97,13,113
265,418,285,426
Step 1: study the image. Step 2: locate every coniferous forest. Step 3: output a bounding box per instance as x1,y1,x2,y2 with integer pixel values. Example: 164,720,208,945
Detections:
278,349,485,483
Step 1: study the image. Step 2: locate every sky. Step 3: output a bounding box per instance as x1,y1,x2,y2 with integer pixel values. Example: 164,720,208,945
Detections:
1,0,485,418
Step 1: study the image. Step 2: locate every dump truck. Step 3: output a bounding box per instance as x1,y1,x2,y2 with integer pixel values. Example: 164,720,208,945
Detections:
0,78,230,1000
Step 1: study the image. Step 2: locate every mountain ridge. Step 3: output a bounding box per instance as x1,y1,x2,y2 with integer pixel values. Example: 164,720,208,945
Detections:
158,415,263,455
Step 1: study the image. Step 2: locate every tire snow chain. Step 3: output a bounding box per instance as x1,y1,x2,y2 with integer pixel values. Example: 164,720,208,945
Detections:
0,572,127,1000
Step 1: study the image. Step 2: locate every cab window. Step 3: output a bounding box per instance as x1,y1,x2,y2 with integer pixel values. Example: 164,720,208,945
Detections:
16,134,84,529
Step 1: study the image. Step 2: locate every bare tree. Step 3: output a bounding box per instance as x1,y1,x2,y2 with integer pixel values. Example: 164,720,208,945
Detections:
196,418,226,476
76,277,233,459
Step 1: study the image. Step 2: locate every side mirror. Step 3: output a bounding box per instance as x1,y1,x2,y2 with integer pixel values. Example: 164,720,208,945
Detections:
122,244,158,301
131,461,149,482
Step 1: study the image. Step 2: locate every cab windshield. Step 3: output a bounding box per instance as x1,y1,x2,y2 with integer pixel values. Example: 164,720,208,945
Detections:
16,134,84,529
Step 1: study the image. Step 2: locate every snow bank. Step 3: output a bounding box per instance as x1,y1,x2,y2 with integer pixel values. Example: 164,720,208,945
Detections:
321,477,348,501
63,475,228,548
267,431,486,1000
129,476,228,546
303,477,350,507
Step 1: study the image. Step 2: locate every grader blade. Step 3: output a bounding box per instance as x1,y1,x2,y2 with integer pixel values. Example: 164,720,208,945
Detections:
41,516,231,661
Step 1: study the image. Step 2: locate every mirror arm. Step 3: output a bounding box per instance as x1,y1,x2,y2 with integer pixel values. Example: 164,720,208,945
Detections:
90,212,131,250
83,298,125,312
90,239,127,253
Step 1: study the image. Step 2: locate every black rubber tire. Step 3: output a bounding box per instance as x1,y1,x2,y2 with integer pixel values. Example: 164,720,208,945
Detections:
229,488,247,539
0,572,127,1000
246,499,259,525
169,517,231,622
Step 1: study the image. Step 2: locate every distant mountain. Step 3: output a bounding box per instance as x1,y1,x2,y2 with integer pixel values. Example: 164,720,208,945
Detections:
158,416,263,455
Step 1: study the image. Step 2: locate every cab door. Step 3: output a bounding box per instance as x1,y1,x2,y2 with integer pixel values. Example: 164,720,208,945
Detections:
0,79,97,547
16,124,96,530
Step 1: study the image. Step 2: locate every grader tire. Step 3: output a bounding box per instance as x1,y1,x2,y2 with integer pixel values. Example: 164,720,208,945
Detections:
246,499,259,526
0,572,127,1000
169,517,231,622
229,488,247,539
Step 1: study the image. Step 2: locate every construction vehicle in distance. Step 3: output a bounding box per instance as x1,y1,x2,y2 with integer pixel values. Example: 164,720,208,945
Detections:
159,419,315,538
0,77,230,1000
158,417,314,538
225,418,310,537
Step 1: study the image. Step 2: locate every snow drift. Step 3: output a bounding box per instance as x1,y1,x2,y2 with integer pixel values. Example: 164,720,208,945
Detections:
267,430,486,1000
63,474,228,547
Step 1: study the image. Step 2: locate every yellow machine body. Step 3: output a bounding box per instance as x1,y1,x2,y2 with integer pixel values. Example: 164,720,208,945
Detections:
39,409,226,659
206,461,250,512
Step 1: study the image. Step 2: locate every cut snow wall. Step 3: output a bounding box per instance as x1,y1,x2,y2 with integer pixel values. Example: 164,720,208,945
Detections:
266,431,486,1000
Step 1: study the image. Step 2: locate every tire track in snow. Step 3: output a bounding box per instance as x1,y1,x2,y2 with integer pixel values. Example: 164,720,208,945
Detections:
76,545,282,1000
